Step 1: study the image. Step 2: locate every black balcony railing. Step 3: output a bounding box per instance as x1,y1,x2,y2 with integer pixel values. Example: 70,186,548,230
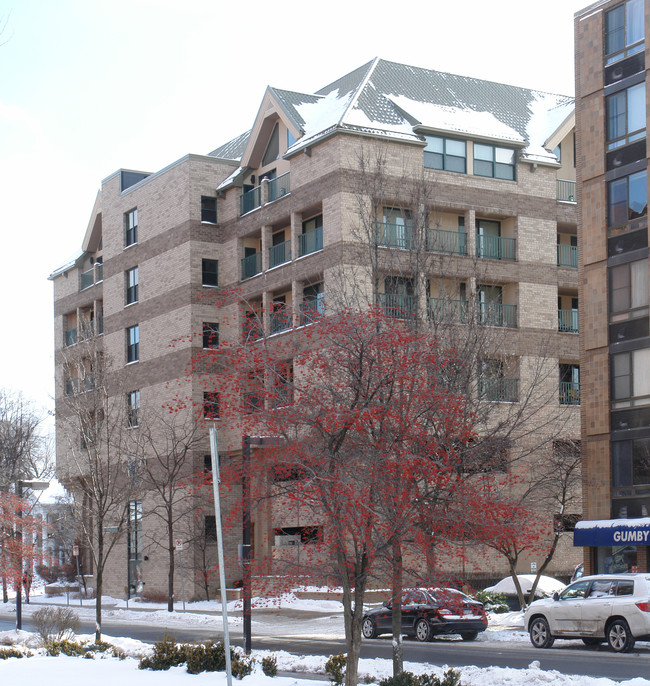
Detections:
269,240,291,268
479,377,519,402
558,309,579,333
560,381,580,406
270,308,292,335
557,244,578,267
476,235,516,261
268,172,290,202
301,298,324,325
374,222,415,250
240,186,261,215
478,302,518,328
428,298,468,324
377,293,417,320
299,225,323,257
241,252,262,280
557,179,577,203
427,228,467,256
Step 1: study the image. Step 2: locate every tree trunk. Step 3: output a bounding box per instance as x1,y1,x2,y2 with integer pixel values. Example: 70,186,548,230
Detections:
2,575,7,603
95,536,103,642
167,510,175,612
391,540,404,677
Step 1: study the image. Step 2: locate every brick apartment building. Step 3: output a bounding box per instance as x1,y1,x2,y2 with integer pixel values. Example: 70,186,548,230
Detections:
51,58,581,599
574,0,650,572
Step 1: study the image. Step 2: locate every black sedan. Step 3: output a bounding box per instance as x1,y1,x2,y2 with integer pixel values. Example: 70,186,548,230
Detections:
362,588,488,642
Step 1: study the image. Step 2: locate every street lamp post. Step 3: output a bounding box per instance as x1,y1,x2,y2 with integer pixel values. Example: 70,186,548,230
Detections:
15,479,49,631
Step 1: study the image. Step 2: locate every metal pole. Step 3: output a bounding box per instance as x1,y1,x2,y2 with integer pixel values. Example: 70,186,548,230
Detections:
179,548,186,612
242,434,252,654
15,481,22,631
210,426,232,686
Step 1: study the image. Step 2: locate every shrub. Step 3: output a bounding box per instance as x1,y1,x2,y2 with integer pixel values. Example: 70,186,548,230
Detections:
140,589,169,604
185,641,254,677
45,639,86,657
325,653,347,686
138,634,187,671
262,655,278,677
474,590,509,614
32,607,80,644
379,671,462,686
0,647,28,659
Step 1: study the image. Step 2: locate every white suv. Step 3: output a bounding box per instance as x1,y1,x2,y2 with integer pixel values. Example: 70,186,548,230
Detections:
524,574,650,652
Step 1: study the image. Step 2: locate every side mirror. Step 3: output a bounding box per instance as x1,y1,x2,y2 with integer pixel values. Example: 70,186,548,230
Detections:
553,592,559,601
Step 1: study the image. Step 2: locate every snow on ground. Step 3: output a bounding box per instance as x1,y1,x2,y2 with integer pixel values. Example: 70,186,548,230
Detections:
0,589,649,685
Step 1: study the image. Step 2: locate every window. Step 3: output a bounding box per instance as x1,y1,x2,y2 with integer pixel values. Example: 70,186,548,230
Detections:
612,348,650,406
127,390,140,427
479,358,518,402
273,360,294,407
201,196,217,223
202,258,218,287
605,0,644,64
125,209,138,247
608,169,647,227
612,437,650,487
423,136,466,173
610,259,649,320
379,208,413,249
262,123,280,166
127,500,143,596
125,266,139,305
244,369,264,412
606,83,646,150
126,325,139,364
473,143,515,180
202,322,219,349
204,515,217,542
203,391,219,419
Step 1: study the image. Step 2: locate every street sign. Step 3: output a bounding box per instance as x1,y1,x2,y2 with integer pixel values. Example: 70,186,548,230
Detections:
175,539,183,551
72,545,79,557
530,562,537,572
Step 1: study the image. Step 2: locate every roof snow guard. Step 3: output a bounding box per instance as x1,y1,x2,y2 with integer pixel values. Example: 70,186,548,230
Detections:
574,518,650,546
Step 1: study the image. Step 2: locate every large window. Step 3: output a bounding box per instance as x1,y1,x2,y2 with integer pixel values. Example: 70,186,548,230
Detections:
202,322,219,349
610,259,649,320
608,169,647,227
424,136,466,173
473,144,515,180
203,392,219,419
606,83,646,150
125,209,138,247
612,438,650,488
127,390,140,427
127,500,143,596
201,196,217,223
125,266,139,305
202,258,218,287
126,325,139,364
605,0,645,64
612,347,650,406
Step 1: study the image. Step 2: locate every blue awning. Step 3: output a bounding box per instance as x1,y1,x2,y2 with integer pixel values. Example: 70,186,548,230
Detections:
574,518,650,546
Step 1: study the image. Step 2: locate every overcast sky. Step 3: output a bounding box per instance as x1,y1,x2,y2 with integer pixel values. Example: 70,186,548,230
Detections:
0,0,592,419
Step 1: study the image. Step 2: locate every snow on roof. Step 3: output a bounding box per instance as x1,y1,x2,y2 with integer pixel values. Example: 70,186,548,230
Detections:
48,249,84,280
388,96,524,143
294,89,351,139
575,517,650,530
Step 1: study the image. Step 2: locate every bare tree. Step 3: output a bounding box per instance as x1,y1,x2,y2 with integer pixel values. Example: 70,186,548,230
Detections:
134,401,205,611
57,340,140,641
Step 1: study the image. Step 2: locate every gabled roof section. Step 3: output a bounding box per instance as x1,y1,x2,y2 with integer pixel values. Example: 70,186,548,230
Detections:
81,190,102,254
210,58,574,175
208,130,252,162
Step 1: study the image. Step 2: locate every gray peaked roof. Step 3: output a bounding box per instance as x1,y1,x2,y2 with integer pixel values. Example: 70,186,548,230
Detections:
209,57,573,167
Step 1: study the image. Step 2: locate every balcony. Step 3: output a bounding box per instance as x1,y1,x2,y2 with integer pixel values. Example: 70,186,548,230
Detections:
557,179,576,203
559,381,580,406
243,316,263,342
479,377,519,403
270,308,292,335
299,225,323,257
377,293,416,320
428,298,468,324
240,186,261,215
427,228,467,256
300,298,324,326
478,302,518,328
557,244,578,268
269,240,291,269
558,309,579,333
64,328,77,347
268,172,290,202
80,263,103,291
375,222,414,250
241,252,262,280
476,235,516,261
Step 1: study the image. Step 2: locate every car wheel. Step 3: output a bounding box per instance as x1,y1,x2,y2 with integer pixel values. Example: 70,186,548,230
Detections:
529,616,555,649
414,618,432,642
582,637,602,647
607,619,635,653
460,631,479,641
362,617,377,639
